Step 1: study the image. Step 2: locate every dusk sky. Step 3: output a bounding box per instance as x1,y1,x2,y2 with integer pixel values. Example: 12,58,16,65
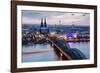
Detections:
22,10,90,26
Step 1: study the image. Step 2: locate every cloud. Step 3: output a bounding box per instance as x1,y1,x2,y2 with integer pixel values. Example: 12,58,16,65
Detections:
22,10,90,25
22,16,41,24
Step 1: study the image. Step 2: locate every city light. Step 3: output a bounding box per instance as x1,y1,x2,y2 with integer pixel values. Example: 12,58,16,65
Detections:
66,33,73,37
50,32,57,37
73,33,77,38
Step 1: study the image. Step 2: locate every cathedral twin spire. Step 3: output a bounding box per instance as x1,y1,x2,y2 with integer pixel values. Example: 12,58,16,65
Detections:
40,18,47,27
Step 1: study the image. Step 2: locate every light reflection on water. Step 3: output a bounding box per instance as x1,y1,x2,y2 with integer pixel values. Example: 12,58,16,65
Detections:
22,42,90,62
22,43,60,62
68,42,90,59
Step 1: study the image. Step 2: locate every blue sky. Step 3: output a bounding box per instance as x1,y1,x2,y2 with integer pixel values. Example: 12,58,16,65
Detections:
22,10,90,26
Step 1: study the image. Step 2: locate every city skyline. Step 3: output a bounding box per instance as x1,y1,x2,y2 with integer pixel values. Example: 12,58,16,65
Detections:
22,10,90,26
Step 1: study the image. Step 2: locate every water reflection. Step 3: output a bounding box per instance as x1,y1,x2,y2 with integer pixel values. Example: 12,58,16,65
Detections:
22,43,60,62
68,42,90,59
22,42,90,62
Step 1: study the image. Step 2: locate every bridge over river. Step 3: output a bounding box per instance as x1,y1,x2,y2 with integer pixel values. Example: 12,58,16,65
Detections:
22,36,87,61
46,36,87,60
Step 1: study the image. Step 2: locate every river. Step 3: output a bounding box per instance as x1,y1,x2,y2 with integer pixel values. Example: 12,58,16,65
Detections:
22,42,90,62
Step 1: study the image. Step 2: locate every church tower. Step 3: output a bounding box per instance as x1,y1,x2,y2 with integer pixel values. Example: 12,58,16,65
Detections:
40,18,49,35
40,18,43,27
44,18,47,27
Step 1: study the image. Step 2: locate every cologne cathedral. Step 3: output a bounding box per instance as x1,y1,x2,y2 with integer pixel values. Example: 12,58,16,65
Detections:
40,18,49,35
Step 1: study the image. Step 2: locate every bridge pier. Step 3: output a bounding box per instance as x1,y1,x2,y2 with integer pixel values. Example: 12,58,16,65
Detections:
60,53,63,60
51,43,69,60
48,38,72,60
59,52,69,60
51,43,54,47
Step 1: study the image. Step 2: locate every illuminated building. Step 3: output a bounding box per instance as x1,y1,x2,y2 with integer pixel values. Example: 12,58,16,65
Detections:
40,18,49,35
